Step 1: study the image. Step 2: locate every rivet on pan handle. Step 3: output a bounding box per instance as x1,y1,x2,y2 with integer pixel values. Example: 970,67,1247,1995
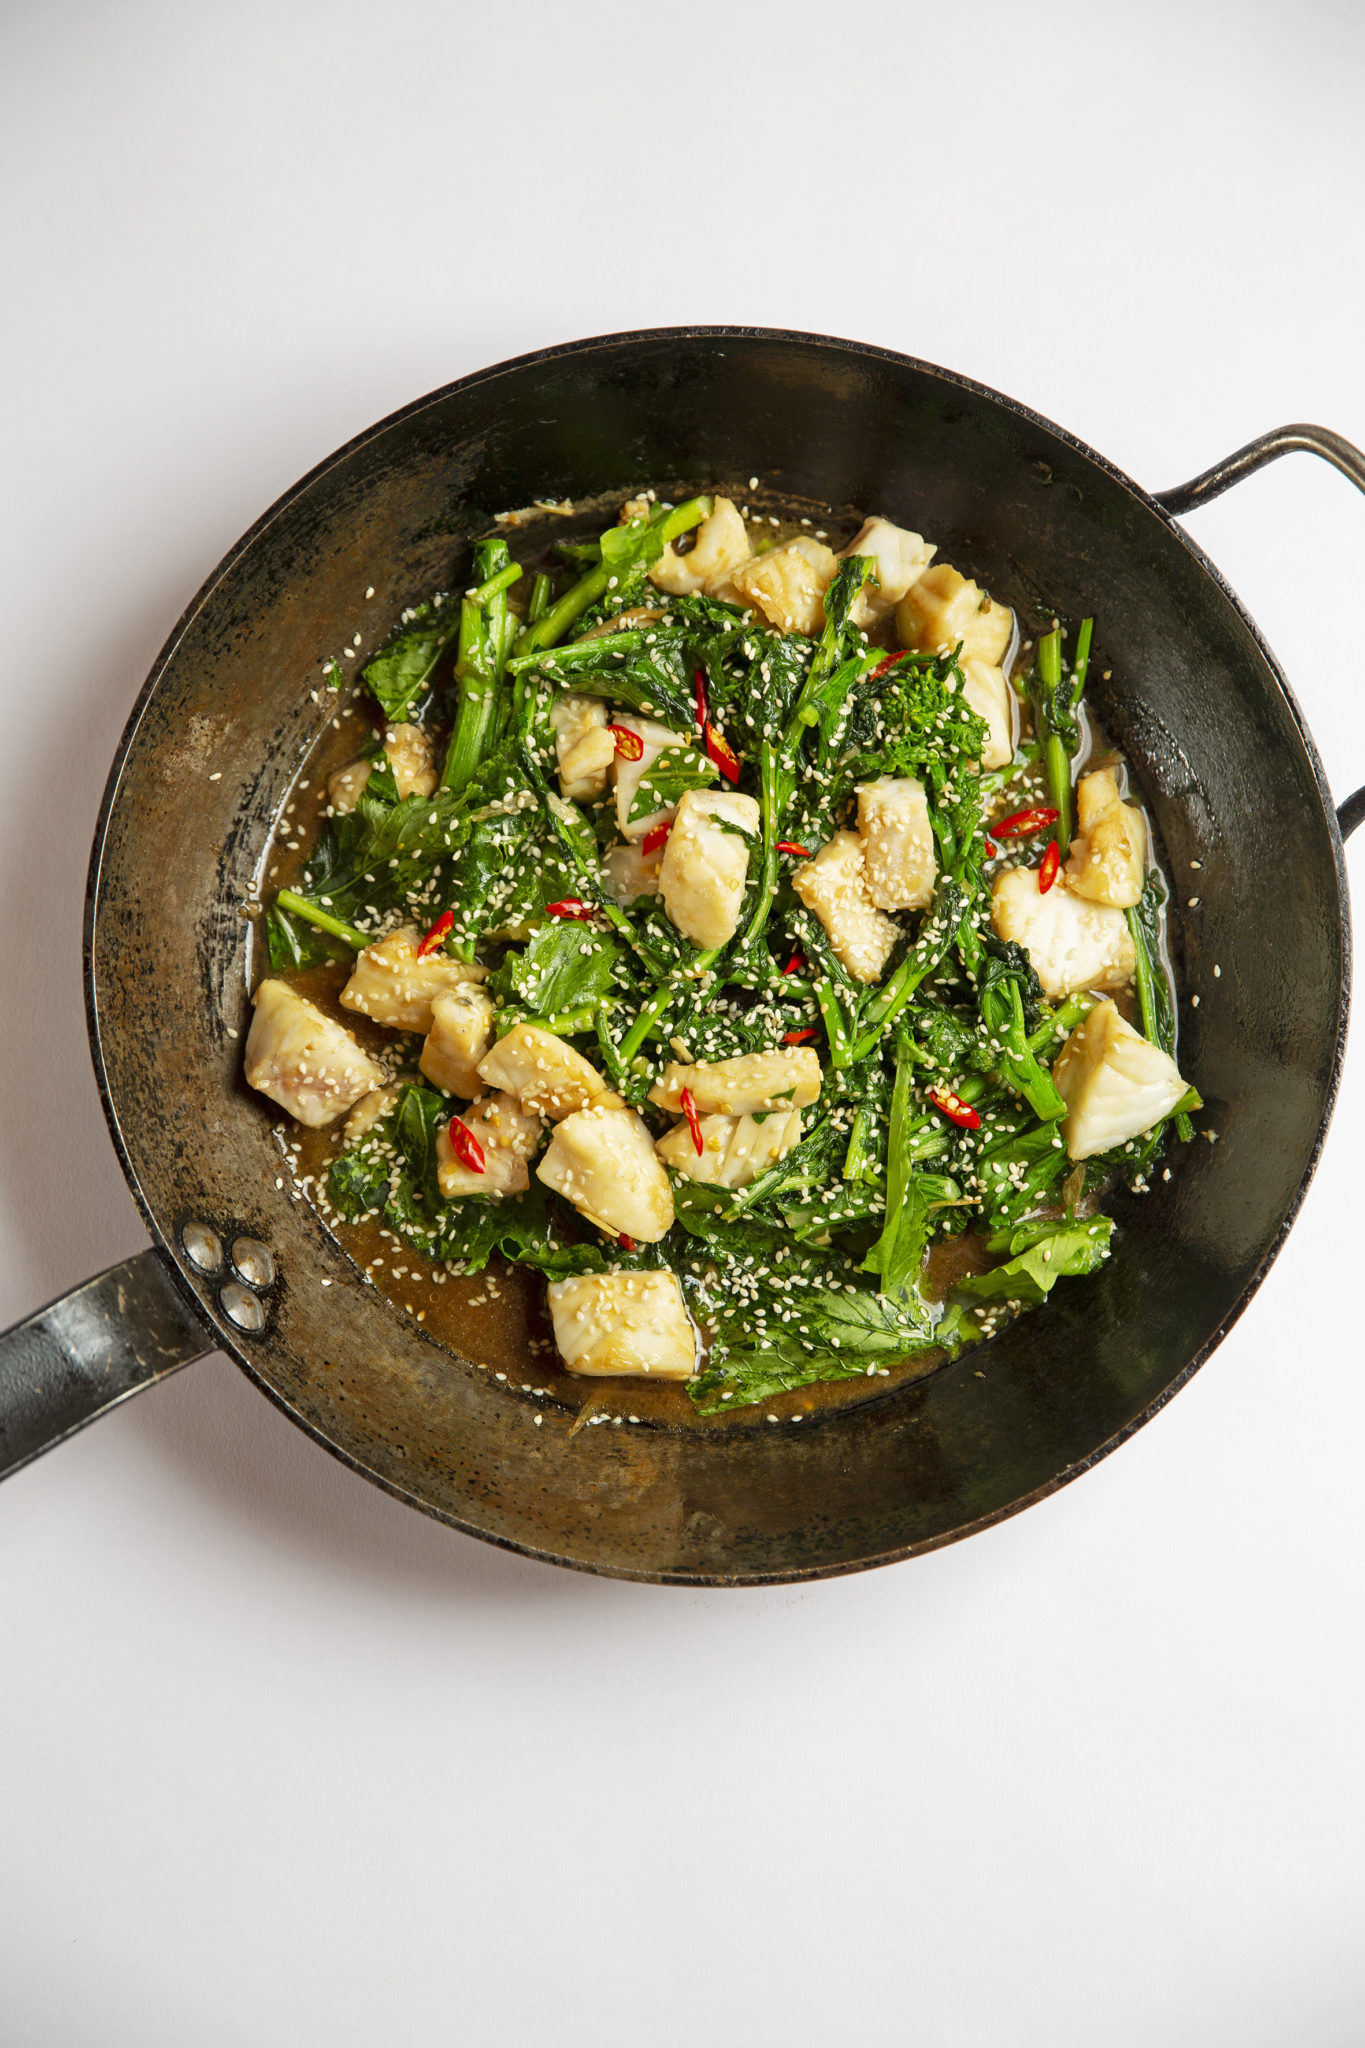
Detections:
1156,422,1365,842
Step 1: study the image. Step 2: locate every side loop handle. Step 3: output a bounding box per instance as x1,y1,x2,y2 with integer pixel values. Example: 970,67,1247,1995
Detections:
0,1249,214,1482
1156,422,1365,841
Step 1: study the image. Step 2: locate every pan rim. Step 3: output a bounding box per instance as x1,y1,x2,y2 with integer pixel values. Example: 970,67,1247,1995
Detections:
82,324,1354,1584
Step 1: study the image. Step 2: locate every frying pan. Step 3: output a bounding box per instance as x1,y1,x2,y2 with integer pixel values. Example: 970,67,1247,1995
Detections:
1,328,1361,1584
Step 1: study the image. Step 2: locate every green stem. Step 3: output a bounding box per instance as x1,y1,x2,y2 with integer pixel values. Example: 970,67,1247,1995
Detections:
275,890,368,951
841,1106,871,1182
1043,732,1073,852
515,496,711,655
527,571,551,625
1026,992,1093,1053
471,561,522,605
618,954,719,1063
1126,907,1160,1045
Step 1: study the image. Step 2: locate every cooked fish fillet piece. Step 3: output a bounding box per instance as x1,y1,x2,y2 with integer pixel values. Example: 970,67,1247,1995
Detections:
551,694,611,802
245,979,386,1128
326,723,438,812
420,985,495,1098
343,1082,405,1143
838,517,936,627
612,714,689,842
601,840,663,904
547,1269,696,1379
477,1023,622,1121
1065,767,1148,909
991,866,1135,999
730,535,838,636
436,1091,541,1198
792,831,900,983
960,658,1016,772
896,564,1014,667
656,1106,804,1189
536,1104,675,1241
657,787,760,949
856,776,936,912
340,927,486,1034
649,1048,821,1118
650,497,753,598
1053,1000,1190,1160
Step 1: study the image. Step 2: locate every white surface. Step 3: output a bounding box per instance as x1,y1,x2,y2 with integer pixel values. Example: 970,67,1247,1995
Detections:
2,3,1364,2042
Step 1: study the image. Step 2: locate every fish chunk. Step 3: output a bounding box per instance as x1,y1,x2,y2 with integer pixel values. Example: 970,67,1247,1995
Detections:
420,984,495,1098
730,536,838,636
536,1105,675,1242
436,1091,542,1198
340,927,486,1034
1053,1000,1190,1160
896,564,1014,667
960,659,1016,772
612,714,689,842
649,1048,821,1117
343,1082,405,1143
547,1270,696,1380
244,979,386,1128
476,1023,622,1121
856,777,936,912
551,694,611,802
657,787,760,949
792,831,900,983
326,723,438,812
991,866,1135,1000
1065,767,1148,909
838,517,936,627
650,497,753,599
656,1107,804,1189
601,840,663,904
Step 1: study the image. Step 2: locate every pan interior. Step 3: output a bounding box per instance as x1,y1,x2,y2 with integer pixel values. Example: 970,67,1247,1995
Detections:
87,331,1348,1581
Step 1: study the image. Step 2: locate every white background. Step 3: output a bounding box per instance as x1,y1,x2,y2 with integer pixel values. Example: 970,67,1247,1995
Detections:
3,4,1364,2043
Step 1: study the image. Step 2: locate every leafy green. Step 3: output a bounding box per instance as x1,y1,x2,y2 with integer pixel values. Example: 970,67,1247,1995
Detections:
361,609,456,723
627,742,718,822
947,1214,1114,1309
489,921,621,1021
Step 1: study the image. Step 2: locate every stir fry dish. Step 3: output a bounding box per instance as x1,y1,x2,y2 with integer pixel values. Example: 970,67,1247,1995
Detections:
244,490,1199,1414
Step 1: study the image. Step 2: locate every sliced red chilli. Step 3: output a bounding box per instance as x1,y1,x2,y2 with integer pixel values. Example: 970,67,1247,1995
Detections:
783,1028,817,1045
775,840,811,858
608,724,644,761
544,898,594,920
993,805,1060,840
705,723,741,783
694,667,709,729
680,1086,704,1157
415,909,454,958
641,821,671,855
446,1117,487,1173
1038,840,1061,894
926,1085,981,1131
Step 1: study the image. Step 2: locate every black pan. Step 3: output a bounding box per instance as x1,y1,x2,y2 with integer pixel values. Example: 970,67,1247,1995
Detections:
2,328,1361,1583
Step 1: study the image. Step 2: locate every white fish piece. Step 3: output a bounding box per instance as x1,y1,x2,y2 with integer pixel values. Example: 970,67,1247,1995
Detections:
536,1105,675,1242
838,517,936,627
343,1081,405,1143
649,1048,821,1117
960,658,1016,772
650,497,753,598
244,979,385,1128
340,927,486,1034
1053,1000,1190,1161
327,724,438,812
547,1269,696,1379
991,866,1136,999
601,840,663,904
657,787,760,949
856,776,936,912
436,1091,542,1197
656,1107,804,1188
896,564,1014,667
476,1023,622,1121
730,535,838,636
791,831,900,983
420,984,495,1098
551,694,611,801
612,713,688,841
1065,767,1148,909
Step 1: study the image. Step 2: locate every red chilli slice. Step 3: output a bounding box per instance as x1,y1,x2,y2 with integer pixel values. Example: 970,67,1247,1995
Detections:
694,667,709,729
775,840,811,858
783,1028,817,1045
926,1085,981,1131
1038,840,1061,894
868,651,906,683
984,838,1000,860
994,805,1060,840
415,908,454,958
680,1086,704,1157
446,1117,487,1174
618,1234,637,1252
641,821,671,855
545,897,594,920
705,722,741,783
608,723,644,761
782,949,807,976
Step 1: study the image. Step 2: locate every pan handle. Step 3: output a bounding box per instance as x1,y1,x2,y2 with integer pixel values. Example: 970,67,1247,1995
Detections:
1156,422,1365,840
0,1249,214,1482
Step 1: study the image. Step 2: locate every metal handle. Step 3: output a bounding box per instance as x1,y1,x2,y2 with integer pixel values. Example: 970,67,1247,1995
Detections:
1156,423,1365,841
0,1248,214,1482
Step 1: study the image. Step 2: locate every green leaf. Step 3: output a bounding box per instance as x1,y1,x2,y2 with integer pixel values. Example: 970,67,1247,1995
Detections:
626,742,718,822
362,613,455,722
489,922,621,1020
950,1215,1114,1308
